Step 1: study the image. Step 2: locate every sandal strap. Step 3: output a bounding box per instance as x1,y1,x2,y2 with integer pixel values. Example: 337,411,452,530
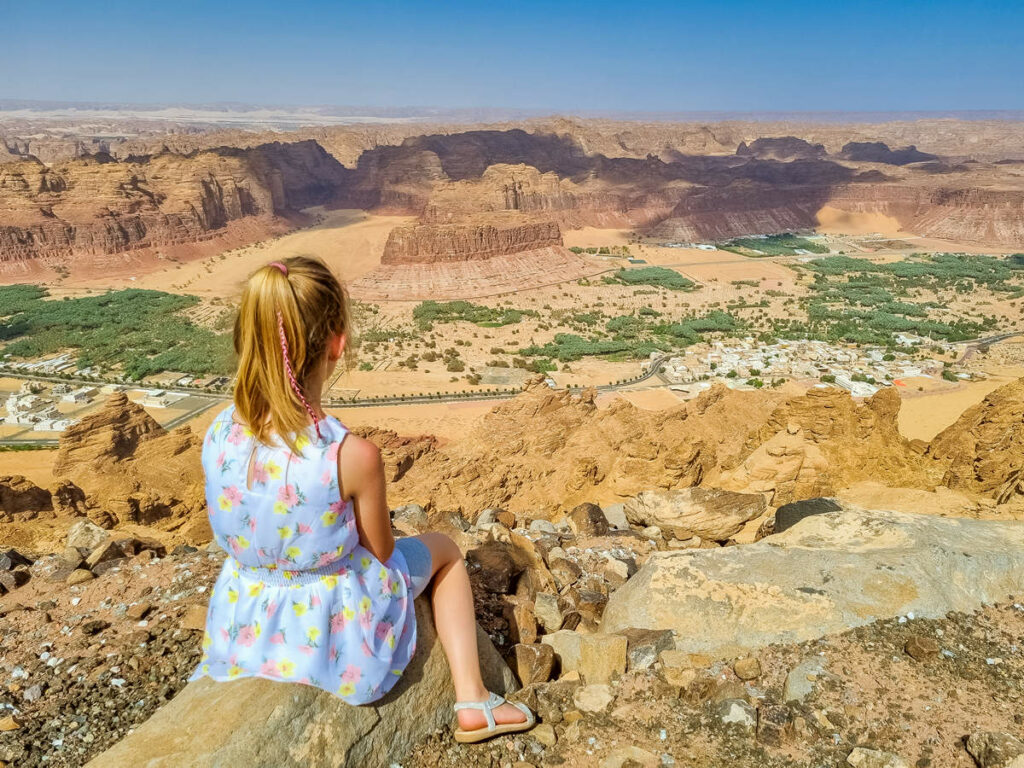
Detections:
453,691,506,731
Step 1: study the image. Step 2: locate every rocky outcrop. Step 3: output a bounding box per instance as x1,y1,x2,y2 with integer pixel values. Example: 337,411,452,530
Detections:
0,476,53,522
927,377,1024,503
714,387,934,506
53,393,206,534
601,505,1024,658
623,488,766,542
736,137,827,161
0,140,346,267
381,218,563,264
839,142,938,165
86,598,517,768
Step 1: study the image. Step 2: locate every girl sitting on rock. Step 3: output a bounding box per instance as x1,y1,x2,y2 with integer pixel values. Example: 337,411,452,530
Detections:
190,255,533,743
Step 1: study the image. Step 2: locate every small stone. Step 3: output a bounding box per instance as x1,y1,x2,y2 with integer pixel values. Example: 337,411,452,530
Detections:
0,569,29,592
81,619,111,635
717,698,757,729
66,569,95,586
573,683,613,713
0,549,32,570
67,519,110,551
542,630,582,674
601,503,629,531
733,657,762,681
392,504,428,532
531,722,556,747
578,633,627,685
92,558,128,577
757,704,794,747
514,643,555,686
85,540,124,570
712,680,748,704
125,601,153,621
640,525,662,540
846,747,911,768
619,627,675,671
181,604,209,631
548,558,582,591
466,542,520,594
529,519,557,535
59,546,84,570
784,658,826,702
600,745,660,768
904,635,940,661
534,592,563,633
566,503,610,536
0,714,22,731
662,667,697,689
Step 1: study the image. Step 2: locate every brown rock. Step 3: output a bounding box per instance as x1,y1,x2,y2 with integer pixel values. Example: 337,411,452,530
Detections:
733,657,762,680
66,569,95,586
381,220,563,265
182,604,209,631
566,502,610,537
624,487,767,542
0,569,29,593
466,541,522,594
66,519,110,551
81,619,110,635
757,704,794,747
578,634,627,684
0,475,53,523
92,558,128,576
126,601,153,621
904,635,940,661
503,599,538,645
514,643,555,685
0,714,22,731
618,627,676,671
548,558,582,591
86,540,125,570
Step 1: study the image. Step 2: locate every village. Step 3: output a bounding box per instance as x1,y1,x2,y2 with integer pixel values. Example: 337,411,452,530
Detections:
655,335,952,397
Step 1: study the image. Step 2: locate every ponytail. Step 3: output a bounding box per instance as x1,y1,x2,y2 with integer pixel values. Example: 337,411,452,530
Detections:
233,256,350,453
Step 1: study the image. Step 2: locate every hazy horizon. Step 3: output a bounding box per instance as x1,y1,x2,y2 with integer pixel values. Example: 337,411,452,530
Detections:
4,0,1023,112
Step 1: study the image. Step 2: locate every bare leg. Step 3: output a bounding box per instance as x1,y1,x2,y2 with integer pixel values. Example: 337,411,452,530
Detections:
415,533,527,732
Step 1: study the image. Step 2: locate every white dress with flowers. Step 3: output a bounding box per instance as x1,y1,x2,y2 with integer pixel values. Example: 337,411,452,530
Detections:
189,405,417,704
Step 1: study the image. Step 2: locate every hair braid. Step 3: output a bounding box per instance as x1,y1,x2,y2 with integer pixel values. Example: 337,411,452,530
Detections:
276,310,322,441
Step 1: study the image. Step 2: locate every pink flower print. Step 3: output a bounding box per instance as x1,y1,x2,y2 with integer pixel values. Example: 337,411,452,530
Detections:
298,522,313,535
223,485,243,507
316,552,336,567
216,451,226,469
361,640,373,657
219,627,230,642
341,664,362,684
327,441,340,461
265,601,279,618
374,620,393,642
269,631,286,645
250,461,269,484
329,612,347,633
259,659,280,677
311,594,322,608
298,677,311,686
320,469,331,486
359,611,373,630
299,644,314,656
228,653,239,666
237,626,257,647
248,517,257,533
329,645,339,662
227,423,247,445
277,484,299,508
329,500,345,515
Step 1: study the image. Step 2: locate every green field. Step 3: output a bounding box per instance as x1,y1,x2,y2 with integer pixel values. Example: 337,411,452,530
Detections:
720,233,829,257
0,286,234,380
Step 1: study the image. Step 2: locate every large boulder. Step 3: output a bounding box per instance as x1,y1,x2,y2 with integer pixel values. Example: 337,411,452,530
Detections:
87,599,516,768
623,487,766,541
602,505,1024,658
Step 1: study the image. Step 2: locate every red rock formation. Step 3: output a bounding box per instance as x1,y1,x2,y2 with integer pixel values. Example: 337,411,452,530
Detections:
381,218,563,264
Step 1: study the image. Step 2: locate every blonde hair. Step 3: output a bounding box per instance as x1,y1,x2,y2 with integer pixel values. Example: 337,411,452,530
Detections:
233,255,351,452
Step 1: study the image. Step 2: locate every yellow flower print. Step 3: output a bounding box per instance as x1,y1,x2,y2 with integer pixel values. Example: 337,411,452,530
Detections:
295,433,310,451
243,426,254,438
253,621,262,638
321,509,338,527
338,682,355,697
247,582,264,598
273,501,289,515
321,574,338,589
379,567,388,581
236,535,250,550
227,588,238,604
386,633,396,650
285,546,302,560
278,660,296,678
359,596,372,615
360,557,371,571
202,663,211,675
202,632,212,650
265,460,282,479
227,665,244,679
343,606,355,621
278,526,294,540
307,627,321,643
218,494,232,511
292,601,308,617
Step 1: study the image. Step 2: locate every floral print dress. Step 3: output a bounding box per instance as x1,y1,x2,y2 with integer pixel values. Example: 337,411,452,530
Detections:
189,405,417,704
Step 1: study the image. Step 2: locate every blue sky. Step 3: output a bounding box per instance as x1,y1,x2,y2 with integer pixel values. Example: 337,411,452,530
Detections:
4,0,1022,111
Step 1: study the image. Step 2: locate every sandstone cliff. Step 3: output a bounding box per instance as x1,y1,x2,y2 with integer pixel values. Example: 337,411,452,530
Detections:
381,218,563,264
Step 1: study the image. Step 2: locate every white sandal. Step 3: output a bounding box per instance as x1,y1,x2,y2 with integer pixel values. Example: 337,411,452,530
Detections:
453,691,536,743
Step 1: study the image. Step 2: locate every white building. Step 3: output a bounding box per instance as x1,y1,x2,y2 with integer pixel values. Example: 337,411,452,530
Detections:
62,386,99,404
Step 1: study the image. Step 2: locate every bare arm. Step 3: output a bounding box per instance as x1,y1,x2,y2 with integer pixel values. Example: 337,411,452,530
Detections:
338,434,395,563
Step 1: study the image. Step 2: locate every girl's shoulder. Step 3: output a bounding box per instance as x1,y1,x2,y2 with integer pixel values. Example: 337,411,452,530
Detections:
203,405,237,447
